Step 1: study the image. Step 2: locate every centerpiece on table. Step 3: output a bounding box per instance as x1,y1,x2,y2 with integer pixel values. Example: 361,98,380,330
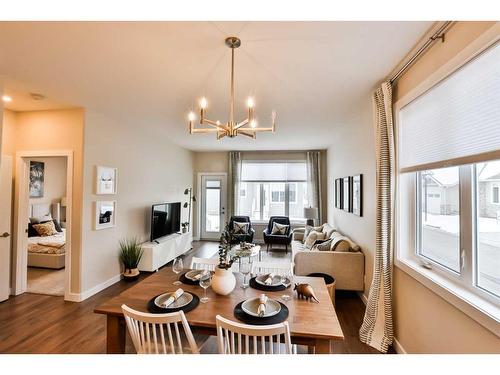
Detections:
212,223,241,295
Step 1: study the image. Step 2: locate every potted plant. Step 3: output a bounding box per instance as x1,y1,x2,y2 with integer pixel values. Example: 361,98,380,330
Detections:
211,223,239,295
119,237,143,281
181,222,189,233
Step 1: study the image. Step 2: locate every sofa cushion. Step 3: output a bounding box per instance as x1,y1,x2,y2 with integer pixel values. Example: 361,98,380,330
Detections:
315,238,333,251
305,230,326,249
330,236,352,252
303,224,323,243
322,223,335,238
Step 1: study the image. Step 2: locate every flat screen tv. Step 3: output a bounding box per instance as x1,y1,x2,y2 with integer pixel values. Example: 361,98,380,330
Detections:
150,202,181,241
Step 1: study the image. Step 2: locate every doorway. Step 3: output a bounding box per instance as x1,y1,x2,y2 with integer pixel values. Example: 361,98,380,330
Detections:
200,174,227,240
13,151,73,300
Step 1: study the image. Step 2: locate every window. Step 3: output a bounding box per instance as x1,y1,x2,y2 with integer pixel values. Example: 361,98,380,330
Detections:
237,160,309,221
396,40,500,330
417,167,460,273
240,183,247,198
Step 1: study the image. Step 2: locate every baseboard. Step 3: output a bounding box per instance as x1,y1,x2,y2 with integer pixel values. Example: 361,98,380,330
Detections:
392,338,407,354
65,274,122,302
192,236,200,241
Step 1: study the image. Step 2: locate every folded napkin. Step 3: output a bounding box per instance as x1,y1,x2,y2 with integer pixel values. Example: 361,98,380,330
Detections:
188,270,204,280
264,273,276,285
162,289,184,308
257,294,268,317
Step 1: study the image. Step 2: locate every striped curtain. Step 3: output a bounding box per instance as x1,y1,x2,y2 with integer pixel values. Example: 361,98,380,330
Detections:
359,82,395,353
306,151,322,222
228,151,242,217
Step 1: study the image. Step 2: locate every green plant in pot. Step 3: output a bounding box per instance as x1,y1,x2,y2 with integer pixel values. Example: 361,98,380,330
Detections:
119,237,143,281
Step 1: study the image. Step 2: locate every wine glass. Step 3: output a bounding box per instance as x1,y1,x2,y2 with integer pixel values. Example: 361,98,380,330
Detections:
199,271,212,303
280,270,292,302
172,257,183,285
239,258,252,289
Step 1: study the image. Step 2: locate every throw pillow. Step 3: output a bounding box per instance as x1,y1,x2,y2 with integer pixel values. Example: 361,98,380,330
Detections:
27,223,39,237
330,236,351,252
303,224,323,243
305,230,326,249
271,222,289,235
41,219,63,233
33,221,58,237
315,238,333,251
233,221,249,234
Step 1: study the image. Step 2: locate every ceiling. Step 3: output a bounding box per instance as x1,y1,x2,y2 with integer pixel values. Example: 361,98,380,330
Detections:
0,22,432,151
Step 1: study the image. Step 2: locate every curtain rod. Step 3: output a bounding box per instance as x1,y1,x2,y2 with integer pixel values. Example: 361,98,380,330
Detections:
390,21,453,85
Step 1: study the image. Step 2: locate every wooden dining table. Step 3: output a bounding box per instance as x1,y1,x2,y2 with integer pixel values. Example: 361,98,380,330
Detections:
94,268,344,354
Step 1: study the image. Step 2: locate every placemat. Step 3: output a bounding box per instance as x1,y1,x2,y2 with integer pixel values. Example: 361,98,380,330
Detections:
234,301,289,325
179,272,200,285
147,292,200,314
249,277,288,292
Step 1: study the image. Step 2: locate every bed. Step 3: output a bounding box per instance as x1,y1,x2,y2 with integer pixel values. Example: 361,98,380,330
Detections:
28,203,66,269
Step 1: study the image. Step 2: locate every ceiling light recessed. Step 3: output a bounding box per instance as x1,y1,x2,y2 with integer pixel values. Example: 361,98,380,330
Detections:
30,93,46,101
2,95,12,103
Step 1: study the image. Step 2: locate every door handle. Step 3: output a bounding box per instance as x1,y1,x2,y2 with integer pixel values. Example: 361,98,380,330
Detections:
1,232,9,238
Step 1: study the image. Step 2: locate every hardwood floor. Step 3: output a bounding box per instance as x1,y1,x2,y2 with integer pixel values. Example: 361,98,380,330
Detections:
0,241,393,354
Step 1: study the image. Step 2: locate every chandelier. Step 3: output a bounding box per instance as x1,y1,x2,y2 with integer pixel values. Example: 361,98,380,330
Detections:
188,37,276,140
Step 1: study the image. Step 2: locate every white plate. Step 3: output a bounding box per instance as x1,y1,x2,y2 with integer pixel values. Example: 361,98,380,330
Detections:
255,274,283,287
185,269,204,281
241,298,281,318
154,291,193,309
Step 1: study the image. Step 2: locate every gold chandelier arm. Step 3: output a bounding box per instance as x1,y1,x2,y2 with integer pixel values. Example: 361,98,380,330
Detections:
190,127,219,133
201,118,228,131
235,118,249,129
217,131,228,140
238,126,274,132
237,130,256,139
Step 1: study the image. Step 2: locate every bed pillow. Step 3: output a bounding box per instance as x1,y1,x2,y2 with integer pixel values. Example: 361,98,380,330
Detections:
30,213,52,224
42,219,63,233
233,221,249,234
33,221,58,237
27,223,39,237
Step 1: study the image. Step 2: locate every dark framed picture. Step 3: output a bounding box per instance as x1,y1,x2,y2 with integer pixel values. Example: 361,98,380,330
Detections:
94,201,116,230
335,178,343,209
342,176,352,212
352,174,363,216
29,161,45,198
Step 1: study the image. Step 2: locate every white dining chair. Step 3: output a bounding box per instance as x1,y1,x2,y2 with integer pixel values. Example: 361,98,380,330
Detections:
121,304,199,354
215,315,295,354
190,257,219,271
250,261,293,277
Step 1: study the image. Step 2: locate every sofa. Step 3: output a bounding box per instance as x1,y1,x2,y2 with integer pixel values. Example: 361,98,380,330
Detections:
292,223,365,291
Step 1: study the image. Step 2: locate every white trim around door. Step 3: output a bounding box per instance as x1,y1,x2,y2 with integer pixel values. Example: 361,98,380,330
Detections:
197,172,227,241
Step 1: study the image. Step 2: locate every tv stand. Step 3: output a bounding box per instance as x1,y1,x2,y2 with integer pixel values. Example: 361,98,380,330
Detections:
138,232,192,272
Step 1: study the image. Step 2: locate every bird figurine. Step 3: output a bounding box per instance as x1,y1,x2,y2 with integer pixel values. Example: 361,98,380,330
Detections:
294,283,319,303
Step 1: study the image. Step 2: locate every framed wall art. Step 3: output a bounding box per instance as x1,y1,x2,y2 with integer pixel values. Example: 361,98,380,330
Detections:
95,200,116,230
352,174,363,216
96,166,117,195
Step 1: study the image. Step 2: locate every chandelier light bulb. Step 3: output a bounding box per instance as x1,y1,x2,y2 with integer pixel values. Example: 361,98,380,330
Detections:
200,97,207,109
2,95,12,103
247,97,254,108
271,110,277,121
216,120,221,126
188,112,196,122
250,119,257,128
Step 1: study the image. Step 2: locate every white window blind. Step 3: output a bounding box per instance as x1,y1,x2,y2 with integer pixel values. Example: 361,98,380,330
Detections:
241,161,307,182
398,41,500,173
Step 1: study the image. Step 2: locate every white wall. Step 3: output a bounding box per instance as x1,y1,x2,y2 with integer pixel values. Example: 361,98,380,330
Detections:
326,96,376,297
27,156,67,207
81,110,193,293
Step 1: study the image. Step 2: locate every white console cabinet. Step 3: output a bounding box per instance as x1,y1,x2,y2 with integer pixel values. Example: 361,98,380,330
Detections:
138,232,192,272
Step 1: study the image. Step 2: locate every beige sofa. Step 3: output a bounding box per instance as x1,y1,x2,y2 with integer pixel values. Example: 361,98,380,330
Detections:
292,224,365,291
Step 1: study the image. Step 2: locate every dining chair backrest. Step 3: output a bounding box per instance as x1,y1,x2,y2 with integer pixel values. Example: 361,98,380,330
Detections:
216,315,293,354
189,257,219,271
251,261,293,276
121,304,199,354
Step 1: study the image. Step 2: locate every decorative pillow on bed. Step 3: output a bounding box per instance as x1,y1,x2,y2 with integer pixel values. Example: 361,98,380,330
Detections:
27,223,39,237
271,222,289,235
33,221,58,237
30,213,52,224
42,219,63,233
233,221,249,234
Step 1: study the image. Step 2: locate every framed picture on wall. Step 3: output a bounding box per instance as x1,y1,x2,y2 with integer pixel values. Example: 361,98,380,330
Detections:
342,176,352,212
94,201,116,230
335,178,343,209
352,174,363,216
96,166,117,195
29,161,45,198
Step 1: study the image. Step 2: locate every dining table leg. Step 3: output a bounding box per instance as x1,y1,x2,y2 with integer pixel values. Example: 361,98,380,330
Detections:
106,315,126,354
314,338,332,354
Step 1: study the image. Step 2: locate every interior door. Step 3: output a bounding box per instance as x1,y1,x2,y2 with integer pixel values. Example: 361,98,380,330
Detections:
200,174,227,240
0,156,13,302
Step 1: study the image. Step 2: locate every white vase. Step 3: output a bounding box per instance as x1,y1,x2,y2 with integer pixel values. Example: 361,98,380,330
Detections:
211,266,236,295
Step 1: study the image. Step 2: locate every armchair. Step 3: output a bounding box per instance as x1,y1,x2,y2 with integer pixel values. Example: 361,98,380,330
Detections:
228,216,255,244
263,216,293,253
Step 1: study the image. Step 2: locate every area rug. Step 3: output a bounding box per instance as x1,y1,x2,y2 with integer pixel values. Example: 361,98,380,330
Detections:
27,267,65,296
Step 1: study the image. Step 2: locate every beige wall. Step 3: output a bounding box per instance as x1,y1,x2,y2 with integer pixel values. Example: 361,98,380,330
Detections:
27,156,67,207
392,21,500,353
81,110,194,293
326,97,376,296
1,108,84,294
